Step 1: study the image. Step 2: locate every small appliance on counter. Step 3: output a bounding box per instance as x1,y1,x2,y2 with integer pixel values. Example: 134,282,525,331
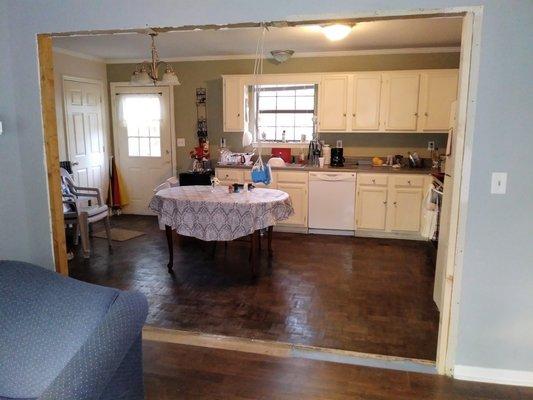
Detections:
330,147,345,167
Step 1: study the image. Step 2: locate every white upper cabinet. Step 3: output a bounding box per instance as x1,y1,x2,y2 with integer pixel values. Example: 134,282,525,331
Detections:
318,75,349,131
351,73,382,131
223,76,245,132
381,72,421,131
418,70,459,131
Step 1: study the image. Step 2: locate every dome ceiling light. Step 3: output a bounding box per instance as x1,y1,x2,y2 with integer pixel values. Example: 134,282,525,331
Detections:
270,49,295,63
320,23,355,41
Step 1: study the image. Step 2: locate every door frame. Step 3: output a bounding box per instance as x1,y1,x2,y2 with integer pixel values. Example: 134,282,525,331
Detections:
61,75,110,196
38,6,483,376
109,82,177,177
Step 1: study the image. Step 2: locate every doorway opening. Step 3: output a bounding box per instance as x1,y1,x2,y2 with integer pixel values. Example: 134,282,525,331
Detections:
38,6,482,376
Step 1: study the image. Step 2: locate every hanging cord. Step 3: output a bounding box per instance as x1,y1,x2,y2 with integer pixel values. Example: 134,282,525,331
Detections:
252,24,267,157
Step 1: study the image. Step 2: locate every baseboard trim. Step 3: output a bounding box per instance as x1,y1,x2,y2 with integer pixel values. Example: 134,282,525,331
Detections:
454,365,533,387
143,326,436,374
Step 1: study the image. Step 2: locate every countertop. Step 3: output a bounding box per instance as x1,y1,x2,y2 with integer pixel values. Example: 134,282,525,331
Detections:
216,163,434,175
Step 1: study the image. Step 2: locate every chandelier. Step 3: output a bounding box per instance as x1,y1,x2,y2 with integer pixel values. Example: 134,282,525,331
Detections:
130,31,180,86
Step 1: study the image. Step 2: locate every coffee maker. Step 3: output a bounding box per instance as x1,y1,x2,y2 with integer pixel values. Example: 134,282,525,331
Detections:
330,147,345,167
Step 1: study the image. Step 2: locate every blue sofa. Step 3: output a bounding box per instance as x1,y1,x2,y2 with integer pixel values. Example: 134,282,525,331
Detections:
0,260,148,400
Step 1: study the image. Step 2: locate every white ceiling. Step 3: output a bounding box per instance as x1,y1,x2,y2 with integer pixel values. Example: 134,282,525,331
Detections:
53,17,462,62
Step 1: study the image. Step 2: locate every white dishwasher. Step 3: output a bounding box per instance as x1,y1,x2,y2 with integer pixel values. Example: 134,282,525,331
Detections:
308,171,356,233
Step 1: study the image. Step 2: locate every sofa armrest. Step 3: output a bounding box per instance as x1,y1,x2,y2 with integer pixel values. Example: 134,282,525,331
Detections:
38,291,148,400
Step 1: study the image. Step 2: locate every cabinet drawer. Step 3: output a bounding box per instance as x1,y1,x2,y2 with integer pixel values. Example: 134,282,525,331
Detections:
393,175,425,188
277,171,308,184
216,168,244,183
357,174,388,186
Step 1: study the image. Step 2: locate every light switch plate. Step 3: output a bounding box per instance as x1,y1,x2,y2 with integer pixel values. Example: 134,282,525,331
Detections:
491,172,507,194
176,138,186,147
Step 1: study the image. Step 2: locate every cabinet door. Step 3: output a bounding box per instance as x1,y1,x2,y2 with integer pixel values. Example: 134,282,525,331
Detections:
276,182,308,227
389,187,423,232
215,168,244,186
351,73,381,131
318,75,348,131
355,186,388,230
223,76,244,132
418,70,458,131
381,72,421,131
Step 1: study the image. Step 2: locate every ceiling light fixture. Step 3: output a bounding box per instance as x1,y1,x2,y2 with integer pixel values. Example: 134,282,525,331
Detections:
320,23,355,41
270,50,294,63
130,31,180,86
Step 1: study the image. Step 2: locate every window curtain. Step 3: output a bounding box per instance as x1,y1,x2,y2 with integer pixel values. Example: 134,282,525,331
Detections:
117,94,162,128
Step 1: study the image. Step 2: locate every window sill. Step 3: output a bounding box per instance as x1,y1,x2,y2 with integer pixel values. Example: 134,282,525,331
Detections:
253,142,309,149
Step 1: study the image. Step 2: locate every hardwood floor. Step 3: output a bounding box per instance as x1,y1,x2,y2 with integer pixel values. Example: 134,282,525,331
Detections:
143,340,533,400
70,215,439,360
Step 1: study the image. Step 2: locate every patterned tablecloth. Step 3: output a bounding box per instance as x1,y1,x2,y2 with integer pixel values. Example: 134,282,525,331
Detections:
149,185,294,241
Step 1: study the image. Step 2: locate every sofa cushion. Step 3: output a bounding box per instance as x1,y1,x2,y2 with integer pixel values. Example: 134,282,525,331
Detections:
0,261,119,399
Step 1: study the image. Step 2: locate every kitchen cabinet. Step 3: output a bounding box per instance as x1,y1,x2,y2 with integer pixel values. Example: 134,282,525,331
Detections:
215,168,307,228
276,171,308,228
388,187,424,232
352,73,382,131
355,173,429,235
215,168,244,186
418,70,459,131
381,72,421,131
318,75,349,131
222,76,245,132
355,186,388,230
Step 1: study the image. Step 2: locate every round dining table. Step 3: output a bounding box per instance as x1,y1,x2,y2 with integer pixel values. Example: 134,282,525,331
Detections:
149,185,294,276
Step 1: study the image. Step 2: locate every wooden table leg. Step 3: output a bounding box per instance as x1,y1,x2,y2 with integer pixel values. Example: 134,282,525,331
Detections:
267,226,273,258
250,230,259,278
165,225,174,273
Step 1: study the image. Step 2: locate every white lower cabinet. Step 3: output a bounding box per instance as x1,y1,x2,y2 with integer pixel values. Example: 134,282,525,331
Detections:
216,168,427,236
215,168,308,228
355,173,429,235
356,186,388,230
275,171,308,228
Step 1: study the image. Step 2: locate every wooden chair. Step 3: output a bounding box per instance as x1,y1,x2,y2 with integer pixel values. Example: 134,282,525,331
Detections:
60,168,112,258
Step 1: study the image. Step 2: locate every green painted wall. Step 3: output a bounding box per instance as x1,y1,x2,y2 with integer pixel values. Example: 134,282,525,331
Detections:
107,52,459,173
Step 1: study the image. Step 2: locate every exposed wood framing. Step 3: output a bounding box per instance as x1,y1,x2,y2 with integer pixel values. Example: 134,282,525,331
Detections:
37,34,68,275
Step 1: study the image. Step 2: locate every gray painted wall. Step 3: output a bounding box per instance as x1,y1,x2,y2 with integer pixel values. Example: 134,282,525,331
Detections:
1,0,532,373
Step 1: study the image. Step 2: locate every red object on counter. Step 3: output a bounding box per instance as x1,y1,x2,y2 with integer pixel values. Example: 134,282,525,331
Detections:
271,148,291,163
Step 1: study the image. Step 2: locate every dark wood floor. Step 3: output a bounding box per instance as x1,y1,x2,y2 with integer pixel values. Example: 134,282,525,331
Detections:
70,215,439,360
143,340,533,400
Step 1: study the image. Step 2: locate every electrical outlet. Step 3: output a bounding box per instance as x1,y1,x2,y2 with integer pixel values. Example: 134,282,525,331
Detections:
176,138,186,147
427,141,435,151
491,172,507,194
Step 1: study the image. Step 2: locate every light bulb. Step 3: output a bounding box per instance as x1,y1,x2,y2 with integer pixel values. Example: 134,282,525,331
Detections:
321,24,353,41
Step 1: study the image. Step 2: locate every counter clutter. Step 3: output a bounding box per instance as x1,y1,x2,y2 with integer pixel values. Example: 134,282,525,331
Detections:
215,162,434,240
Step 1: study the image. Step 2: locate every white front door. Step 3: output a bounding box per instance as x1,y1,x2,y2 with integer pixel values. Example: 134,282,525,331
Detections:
63,78,107,196
113,86,173,215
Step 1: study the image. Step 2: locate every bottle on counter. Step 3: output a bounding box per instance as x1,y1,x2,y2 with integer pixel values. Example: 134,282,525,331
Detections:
323,144,331,165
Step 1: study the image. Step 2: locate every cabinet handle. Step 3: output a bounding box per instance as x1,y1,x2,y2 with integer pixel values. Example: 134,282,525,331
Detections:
424,112,428,117
383,201,387,205
372,179,376,184
393,201,397,206
343,113,346,117
237,113,240,117
352,113,356,117
408,180,411,185
414,112,419,117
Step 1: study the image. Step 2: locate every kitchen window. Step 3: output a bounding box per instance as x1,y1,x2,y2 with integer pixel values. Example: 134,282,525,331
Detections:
256,84,316,142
